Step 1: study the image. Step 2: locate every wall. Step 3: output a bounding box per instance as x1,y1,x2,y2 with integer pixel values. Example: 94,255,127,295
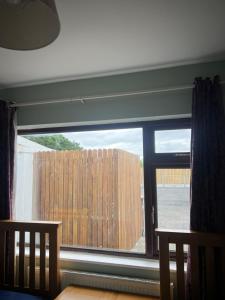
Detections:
15,136,52,221
15,150,33,221
0,60,225,128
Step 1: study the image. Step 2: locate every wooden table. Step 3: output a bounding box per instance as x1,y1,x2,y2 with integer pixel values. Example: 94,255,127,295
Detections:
55,286,159,300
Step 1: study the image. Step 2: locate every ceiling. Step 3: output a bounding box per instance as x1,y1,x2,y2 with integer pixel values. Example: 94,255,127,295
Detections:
0,0,225,88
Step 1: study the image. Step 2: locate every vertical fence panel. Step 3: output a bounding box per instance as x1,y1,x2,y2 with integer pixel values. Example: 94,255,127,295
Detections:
72,151,78,245
102,149,108,248
97,149,103,248
112,150,119,249
107,149,114,248
40,152,46,221
53,152,59,225
36,149,142,250
92,149,98,247
87,149,92,247
63,151,69,246
156,169,190,185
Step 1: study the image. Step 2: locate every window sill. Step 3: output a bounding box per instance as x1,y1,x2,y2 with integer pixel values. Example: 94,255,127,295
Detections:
60,250,158,269
20,248,177,274
59,250,177,276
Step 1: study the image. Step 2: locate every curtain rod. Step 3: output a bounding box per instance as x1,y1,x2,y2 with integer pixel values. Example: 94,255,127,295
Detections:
9,80,225,108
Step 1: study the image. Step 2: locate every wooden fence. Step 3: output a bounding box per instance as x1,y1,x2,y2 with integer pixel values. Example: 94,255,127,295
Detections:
156,169,190,185
33,149,143,250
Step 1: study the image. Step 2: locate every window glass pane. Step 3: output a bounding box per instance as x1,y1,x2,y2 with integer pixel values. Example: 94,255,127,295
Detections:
156,168,190,230
155,129,191,153
15,128,145,254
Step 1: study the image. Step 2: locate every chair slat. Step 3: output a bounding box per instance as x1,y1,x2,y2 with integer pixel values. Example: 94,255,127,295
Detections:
205,247,215,300
0,221,61,298
190,243,200,300
8,229,15,287
222,249,225,299
49,228,60,297
176,242,185,300
40,232,46,290
29,231,36,289
159,235,170,300
0,230,6,285
157,229,225,300
19,230,25,287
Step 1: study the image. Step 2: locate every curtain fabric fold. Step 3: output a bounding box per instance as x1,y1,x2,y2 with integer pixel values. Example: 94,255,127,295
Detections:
0,100,16,220
187,76,225,299
191,76,225,233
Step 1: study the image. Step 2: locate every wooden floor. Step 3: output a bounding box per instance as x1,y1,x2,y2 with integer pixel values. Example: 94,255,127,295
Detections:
55,286,159,300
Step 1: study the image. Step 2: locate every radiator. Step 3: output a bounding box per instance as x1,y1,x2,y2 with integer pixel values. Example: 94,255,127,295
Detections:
31,268,173,298
60,270,160,297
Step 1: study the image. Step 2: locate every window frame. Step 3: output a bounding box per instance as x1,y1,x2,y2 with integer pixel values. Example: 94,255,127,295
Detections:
18,118,191,259
145,121,191,258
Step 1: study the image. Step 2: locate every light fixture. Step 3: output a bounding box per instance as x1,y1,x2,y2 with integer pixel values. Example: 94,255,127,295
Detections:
0,0,60,50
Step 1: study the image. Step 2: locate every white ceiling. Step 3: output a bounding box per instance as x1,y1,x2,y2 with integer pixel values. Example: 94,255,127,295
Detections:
0,0,225,88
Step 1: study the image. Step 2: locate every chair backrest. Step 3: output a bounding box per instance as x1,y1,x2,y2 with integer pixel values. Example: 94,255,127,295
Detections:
156,229,225,300
0,220,61,299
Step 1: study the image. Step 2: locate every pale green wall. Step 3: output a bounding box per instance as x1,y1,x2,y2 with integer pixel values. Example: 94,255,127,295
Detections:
0,60,225,128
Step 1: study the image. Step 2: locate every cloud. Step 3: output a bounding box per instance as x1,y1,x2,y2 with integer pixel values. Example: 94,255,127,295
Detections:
25,127,191,158
63,128,144,157
63,128,191,156
155,129,191,152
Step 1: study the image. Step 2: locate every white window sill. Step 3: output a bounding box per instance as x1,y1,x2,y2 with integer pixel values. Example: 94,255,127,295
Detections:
60,250,177,272
20,247,177,277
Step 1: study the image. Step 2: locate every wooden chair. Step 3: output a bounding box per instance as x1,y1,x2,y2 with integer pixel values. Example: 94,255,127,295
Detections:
0,220,61,299
156,229,225,300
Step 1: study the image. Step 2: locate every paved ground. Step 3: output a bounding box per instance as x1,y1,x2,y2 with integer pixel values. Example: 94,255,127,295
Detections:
157,185,190,230
131,185,190,253
132,237,146,253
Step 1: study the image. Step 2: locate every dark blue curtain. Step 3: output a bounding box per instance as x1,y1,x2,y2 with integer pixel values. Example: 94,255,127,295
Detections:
187,76,225,299
0,100,16,220
191,76,225,233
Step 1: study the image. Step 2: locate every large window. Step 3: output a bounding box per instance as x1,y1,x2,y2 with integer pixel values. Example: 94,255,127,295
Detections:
16,127,145,254
151,124,191,256
16,119,191,257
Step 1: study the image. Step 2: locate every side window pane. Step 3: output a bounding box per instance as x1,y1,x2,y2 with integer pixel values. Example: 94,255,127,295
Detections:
155,129,191,153
156,168,190,230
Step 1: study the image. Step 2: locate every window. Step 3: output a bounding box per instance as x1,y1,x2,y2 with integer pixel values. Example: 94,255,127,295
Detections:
155,129,191,153
151,124,191,256
16,127,145,255
16,119,191,258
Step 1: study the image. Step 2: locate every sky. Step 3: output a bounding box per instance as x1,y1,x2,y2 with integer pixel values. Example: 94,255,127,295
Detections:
63,128,143,157
23,127,191,157
62,128,191,158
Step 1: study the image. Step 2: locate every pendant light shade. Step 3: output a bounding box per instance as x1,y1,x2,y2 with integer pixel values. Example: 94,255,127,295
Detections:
0,0,60,50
